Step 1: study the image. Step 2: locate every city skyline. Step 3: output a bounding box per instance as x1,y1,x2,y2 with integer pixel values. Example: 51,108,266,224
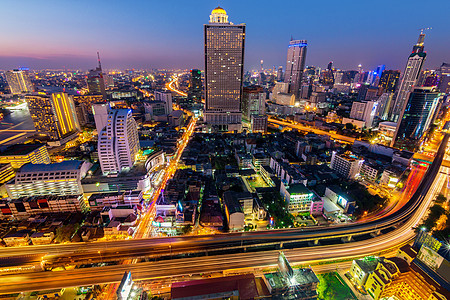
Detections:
0,0,449,71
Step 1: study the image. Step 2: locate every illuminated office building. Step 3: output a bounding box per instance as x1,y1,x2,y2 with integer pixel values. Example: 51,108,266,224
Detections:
25,92,80,142
379,70,400,93
389,33,427,122
204,6,245,132
97,109,139,175
284,39,307,98
392,87,440,150
5,68,34,94
188,69,203,102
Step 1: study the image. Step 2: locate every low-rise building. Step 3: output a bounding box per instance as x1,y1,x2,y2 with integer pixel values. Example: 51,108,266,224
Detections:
0,143,50,169
223,191,245,231
0,195,84,218
2,229,31,247
30,231,55,245
350,257,380,287
280,182,314,215
6,160,91,199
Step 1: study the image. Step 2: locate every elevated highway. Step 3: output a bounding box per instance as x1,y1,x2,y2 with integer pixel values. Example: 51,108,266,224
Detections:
0,134,447,293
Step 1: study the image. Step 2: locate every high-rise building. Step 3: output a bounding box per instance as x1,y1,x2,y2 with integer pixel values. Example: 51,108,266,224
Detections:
97,109,139,175
389,33,427,122
26,92,80,142
437,63,450,94
5,68,34,94
188,69,203,102
379,70,400,93
204,6,245,132
327,61,333,71
392,87,440,150
154,90,173,114
241,85,265,120
277,66,283,82
284,39,307,98
92,103,110,134
87,53,107,98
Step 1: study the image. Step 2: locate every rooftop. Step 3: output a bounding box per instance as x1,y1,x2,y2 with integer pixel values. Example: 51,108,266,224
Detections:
286,183,312,195
354,257,380,273
0,143,46,156
19,160,84,173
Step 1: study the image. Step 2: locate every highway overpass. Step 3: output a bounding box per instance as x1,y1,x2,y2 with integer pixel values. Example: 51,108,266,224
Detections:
0,134,447,293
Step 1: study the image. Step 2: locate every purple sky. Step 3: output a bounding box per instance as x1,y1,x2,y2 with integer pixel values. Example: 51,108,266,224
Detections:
1,0,449,72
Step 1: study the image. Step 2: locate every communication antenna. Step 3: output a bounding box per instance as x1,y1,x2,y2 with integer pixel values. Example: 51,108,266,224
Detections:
420,27,432,34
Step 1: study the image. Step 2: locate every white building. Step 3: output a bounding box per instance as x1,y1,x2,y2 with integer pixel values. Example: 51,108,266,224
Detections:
97,109,140,175
280,182,314,215
154,90,173,115
349,101,378,128
92,103,110,134
330,151,363,180
6,160,91,199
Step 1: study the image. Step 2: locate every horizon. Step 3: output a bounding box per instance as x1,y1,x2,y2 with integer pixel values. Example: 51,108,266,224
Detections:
0,0,449,71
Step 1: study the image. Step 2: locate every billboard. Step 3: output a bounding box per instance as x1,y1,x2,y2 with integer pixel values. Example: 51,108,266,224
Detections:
417,245,444,271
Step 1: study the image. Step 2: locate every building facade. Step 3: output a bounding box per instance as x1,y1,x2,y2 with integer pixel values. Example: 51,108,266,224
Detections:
284,39,307,99
389,33,427,122
26,92,80,142
280,182,314,215
154,90,173,115
242,85,265,121
204,6,245,132
188,69,203,102
330,151,363,179
392,87,440,150
6,160,91,199
97,109,140,175
5,68,33,94
0,143,50,169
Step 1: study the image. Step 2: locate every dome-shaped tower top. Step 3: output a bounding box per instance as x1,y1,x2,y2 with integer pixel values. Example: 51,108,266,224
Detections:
210,6,229,23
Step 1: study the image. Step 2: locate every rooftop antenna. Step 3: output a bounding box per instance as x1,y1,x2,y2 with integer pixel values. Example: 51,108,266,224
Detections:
97,51,102,71
420,27,432,34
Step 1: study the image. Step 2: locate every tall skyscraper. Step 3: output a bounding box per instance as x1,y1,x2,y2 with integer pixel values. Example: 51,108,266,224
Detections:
87,53,107,99
188,69,203,102
97,109,139,175
284,39,307,98
204,6,245,132
389,33,427,122
5,68,33,94
392,87,440,150
26,92,80,142
379,70,400,93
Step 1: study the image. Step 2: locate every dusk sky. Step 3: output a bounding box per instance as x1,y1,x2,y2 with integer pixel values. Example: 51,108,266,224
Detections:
1,0,449,71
